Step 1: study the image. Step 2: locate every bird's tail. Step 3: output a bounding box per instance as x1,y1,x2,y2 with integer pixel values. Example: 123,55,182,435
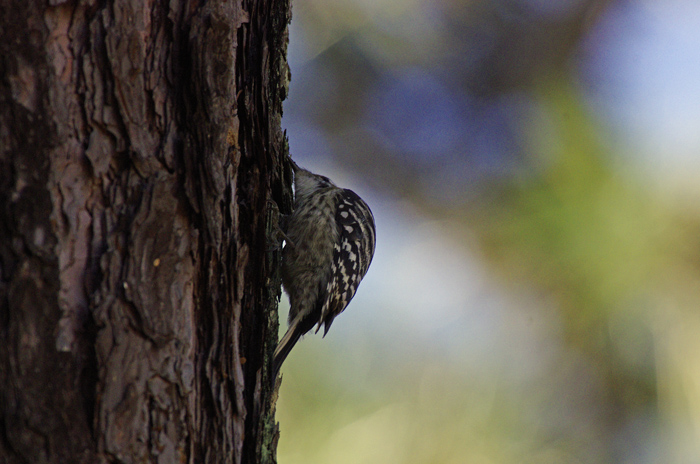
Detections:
273,319,303,378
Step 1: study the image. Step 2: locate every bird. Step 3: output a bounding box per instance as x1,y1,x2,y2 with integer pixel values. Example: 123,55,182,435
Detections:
273,160,376,377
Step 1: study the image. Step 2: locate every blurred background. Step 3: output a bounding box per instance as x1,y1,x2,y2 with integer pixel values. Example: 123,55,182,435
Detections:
276,0,700,462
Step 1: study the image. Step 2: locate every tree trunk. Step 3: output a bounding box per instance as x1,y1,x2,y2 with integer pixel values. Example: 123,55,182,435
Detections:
0,0,291,462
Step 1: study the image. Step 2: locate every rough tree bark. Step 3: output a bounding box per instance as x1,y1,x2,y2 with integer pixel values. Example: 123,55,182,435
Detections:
0,0,292,462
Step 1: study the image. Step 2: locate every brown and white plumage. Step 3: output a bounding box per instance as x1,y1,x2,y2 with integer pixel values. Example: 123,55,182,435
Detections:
273,162,376,376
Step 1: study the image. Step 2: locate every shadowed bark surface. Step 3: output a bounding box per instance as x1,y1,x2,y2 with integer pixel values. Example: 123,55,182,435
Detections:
0,0,292,462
